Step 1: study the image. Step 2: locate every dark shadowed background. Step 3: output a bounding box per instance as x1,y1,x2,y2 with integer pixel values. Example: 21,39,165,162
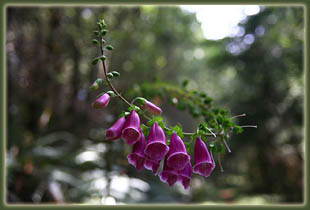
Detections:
6,5,304,204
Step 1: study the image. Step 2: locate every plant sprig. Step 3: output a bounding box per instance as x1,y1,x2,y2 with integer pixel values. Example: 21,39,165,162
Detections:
89,18,257,162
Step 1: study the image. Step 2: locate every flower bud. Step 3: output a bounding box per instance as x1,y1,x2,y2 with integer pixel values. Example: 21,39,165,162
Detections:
121,110,141,145
92,93,110,109
127,131,146,171
142,100,162,115
159,158,178,187
166,133,190,170
144,122,169,161
178,162,192,189
144,157,160,175
106,116,126,141
192,137,215,178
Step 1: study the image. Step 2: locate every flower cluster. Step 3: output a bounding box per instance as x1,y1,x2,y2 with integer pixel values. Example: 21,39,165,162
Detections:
89,18,256,190
100,99,216,189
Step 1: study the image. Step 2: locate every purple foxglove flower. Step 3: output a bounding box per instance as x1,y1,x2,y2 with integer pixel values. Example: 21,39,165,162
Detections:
159,158,178,187
144,157,160,175
127,131,146,171
143,100,162,115
192,137,215,178
105,116,126,141
144,122,169,161
121,110,141,145
92,93,110,109
178,161,192,190
166,132,190,170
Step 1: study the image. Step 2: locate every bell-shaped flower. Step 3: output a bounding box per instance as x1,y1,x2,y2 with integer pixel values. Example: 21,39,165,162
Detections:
127,131,146,171
105,116,126,141
178,161,192,189
92,93,110,109
144,122,169,161
192,137,215,178
144,157,160,175
142,100,162,115
166,133,190,170
159,158,178,187
121,109,141,145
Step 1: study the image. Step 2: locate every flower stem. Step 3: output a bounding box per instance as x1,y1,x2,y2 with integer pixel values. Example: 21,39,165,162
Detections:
231,113,246,119
222,138,231,153
96,30,241,139
218,154,224,172
99,45,132,107
240,125,257,128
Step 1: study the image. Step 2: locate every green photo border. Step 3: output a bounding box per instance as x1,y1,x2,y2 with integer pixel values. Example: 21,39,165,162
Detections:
0,0,308,209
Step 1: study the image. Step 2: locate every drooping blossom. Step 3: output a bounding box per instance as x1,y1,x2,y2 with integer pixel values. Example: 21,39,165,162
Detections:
144,157,161,175
105,116,126,141
166,133,190,170
142,99,162,115
144,122,169,161
178,161,192,189
159,158,178,187
92,93,110,109
192,137,215,178
121,109,141,145
127,131,146,171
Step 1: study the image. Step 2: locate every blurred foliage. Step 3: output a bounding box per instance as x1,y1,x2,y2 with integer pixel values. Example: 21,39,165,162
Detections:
6,6,303,204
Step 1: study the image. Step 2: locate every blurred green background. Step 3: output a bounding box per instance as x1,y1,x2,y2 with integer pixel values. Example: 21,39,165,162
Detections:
6,5,304,204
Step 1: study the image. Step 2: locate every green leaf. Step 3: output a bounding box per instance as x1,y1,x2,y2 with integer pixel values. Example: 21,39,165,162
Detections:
233,125,243,134
204,97,212,105
92,39,99,44
119,112,126,117
135,97,146,106
216,143,226,155
99,55,106,61
128,105,141,112
92,57,99,65
106,91,115,97
209,141,215,148
97,20,106,30
93,31,100,36
182,79,189,88
216,114,224,124
107,72,113,79
176,99,187,111
201,135,207,142
147,116,164,128
89,82,98,91
169,125,184,139
101,39,106,44
140,124,149,137
199,93,207,98
223,118,234,128
89,78,103,90
105,45,114,50
111,71,120,77
213,107,220,115
101,29,108,36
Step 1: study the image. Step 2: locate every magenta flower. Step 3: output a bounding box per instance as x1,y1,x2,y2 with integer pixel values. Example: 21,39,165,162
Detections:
166,133,190,170
159,158,178,187
127,131,146,171
178,162,192,189
121,109,141,145
92,93,110,109
144,157,160,175
143,100,162,115
192,137,215,178
144,122,169,161
105,116,126,141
